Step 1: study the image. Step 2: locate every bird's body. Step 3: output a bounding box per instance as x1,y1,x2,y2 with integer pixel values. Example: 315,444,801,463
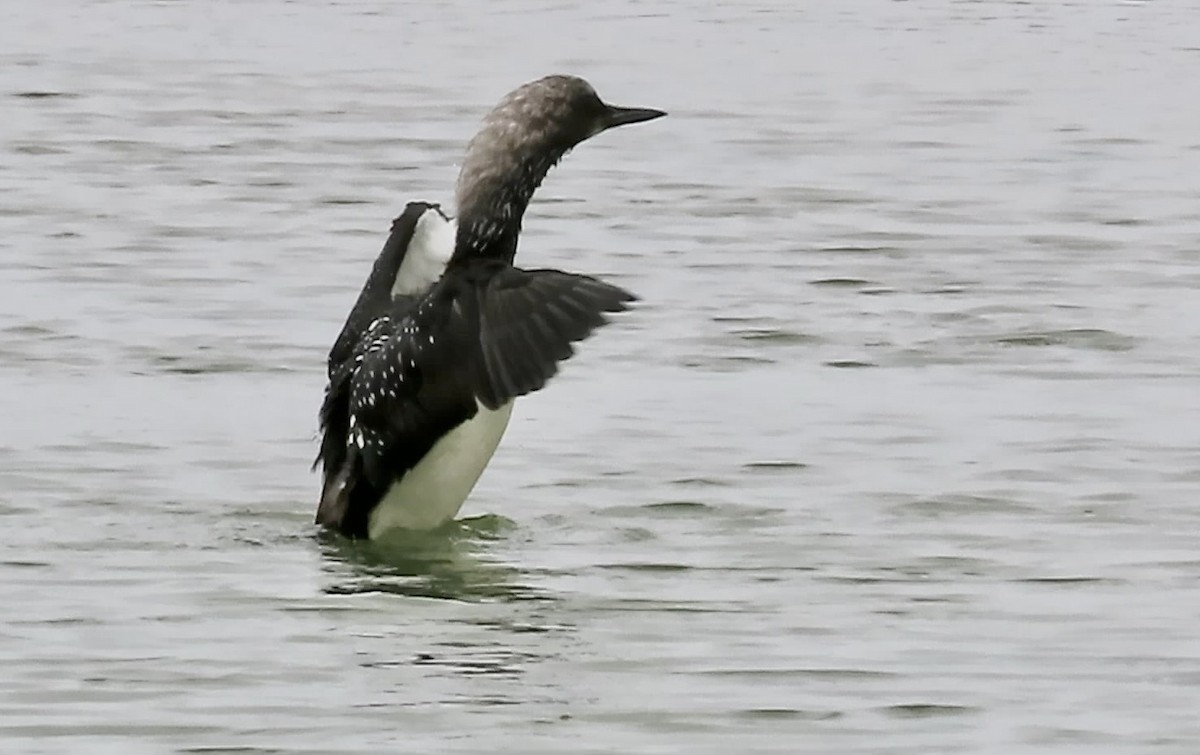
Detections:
315,76,665,539
366,399,514,534
317,202,495,537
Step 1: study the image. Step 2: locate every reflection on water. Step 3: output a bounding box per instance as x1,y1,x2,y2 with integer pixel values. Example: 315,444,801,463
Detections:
317,515,543,602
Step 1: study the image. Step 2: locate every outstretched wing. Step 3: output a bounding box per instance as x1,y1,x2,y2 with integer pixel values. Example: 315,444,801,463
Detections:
472,267,636,409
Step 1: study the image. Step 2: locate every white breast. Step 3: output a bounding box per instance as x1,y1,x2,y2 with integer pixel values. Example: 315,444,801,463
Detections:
391,210,457,297
367,401,514,538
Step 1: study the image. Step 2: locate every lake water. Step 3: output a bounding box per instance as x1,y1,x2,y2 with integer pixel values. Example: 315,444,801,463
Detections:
3,1,1200,752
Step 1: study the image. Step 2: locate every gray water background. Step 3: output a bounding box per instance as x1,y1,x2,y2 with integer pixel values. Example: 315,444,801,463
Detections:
3,1,1200,752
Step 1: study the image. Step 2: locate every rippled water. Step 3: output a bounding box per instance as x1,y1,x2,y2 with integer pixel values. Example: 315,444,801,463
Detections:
4,1,1200,752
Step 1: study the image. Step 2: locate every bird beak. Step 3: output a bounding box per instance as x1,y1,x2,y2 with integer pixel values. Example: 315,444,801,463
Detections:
603,104,668,129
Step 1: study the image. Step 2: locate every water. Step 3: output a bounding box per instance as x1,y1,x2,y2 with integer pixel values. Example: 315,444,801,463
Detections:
3,1,1200,752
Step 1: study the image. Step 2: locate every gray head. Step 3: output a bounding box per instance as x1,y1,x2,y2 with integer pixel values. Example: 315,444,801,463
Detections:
454,75,665,260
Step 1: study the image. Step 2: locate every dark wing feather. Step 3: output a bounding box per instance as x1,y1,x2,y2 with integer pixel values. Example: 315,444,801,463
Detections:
314,202,440,496
313,356,354,474
474,267,636,409
326,202,434,374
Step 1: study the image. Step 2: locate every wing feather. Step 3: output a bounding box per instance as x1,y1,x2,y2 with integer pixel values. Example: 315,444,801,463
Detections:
475,267,635,408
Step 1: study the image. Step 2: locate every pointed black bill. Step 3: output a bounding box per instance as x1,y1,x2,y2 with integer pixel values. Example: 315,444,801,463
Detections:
603,104,667,129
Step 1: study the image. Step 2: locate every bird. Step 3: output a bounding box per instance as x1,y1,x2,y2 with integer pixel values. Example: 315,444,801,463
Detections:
314,75,666,539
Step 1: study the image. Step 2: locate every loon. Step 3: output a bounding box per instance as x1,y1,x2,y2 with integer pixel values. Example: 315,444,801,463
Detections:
315,75,665,539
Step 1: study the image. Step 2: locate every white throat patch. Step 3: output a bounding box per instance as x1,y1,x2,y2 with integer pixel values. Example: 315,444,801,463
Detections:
391,209,457,297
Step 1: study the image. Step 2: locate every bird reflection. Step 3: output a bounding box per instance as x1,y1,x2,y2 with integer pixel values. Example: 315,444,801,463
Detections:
316,515,544,602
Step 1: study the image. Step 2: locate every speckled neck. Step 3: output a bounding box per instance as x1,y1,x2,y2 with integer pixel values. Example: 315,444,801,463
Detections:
451,77,598,263
453,145,563,264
